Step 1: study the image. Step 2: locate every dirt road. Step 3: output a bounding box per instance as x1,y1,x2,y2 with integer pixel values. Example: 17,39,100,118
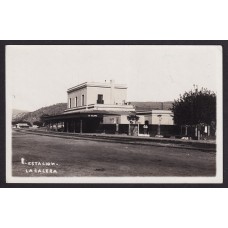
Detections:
12,130,216,177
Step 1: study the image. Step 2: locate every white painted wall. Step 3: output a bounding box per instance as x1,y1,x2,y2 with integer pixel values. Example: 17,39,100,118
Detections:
68,87,87,108
151,114,174,125
120,115,129,124
113,88,127,105
136,115,145,124
103,115,144,124
144,115,151,124
67,84,127,108
103,116,119,124
151,110,174,125
136,110,174,125
87,86,111,105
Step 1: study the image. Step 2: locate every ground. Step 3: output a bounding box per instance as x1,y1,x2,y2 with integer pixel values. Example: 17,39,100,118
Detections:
12,130,216,177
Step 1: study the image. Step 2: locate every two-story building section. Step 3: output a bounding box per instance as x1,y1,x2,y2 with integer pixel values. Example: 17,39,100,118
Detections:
65,80,135,113
44,80,136,133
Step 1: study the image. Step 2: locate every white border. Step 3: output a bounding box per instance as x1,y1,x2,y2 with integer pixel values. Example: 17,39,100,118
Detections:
6,45,223,184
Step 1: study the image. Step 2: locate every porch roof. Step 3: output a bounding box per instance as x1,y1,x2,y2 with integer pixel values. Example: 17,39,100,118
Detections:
42,110,135,121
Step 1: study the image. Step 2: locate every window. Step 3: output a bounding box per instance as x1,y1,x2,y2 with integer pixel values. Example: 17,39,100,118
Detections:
75,97,77,107
69,98,71,108
82,95,85,106
97,94,104,104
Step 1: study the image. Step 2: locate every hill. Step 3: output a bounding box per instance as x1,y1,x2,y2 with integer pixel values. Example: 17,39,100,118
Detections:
12,109,29,120
12,103,67,124
12,101,173,124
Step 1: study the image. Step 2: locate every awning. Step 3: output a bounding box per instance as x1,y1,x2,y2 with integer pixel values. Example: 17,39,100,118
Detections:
42,110,134,122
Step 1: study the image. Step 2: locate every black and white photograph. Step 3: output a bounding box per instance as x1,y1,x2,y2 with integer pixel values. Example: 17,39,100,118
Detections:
1,0,228,227
5,44,223,183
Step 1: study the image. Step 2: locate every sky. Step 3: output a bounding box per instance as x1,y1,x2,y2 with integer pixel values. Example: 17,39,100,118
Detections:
6,45,222,111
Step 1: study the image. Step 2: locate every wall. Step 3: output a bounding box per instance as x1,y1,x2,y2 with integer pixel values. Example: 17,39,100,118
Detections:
144,115,151,124
113,88,127,105
147,125,179,137
87,86,127,105
138,111,174,125
103,116,128,124
151,113,174,125
67,82,128,110
97,124,180,136
103,116,118,124
121,115,145,124
103,114,144,124
120,115,129,124
67,87,87,108
135,115,145,124
87,86,111,105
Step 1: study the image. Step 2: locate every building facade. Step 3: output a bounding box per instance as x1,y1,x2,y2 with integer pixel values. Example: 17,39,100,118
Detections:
65,80,135,113
44,80,135,133
44,80,175,136
136,110,174,125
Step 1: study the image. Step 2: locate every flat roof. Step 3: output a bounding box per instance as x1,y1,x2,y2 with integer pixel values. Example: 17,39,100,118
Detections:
136,110,173,115
130,101,173,111
67,81,127,93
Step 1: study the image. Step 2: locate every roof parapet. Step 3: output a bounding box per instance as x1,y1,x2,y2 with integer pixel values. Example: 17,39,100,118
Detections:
67,81,127,93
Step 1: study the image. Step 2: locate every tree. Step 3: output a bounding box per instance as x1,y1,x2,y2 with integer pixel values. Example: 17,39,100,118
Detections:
127,114,139,124
127,113,140,136
171,87,216,136
40,114,50,125
33,121,43,127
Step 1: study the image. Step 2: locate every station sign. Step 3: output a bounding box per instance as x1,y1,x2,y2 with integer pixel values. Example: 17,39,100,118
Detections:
87,114,98,117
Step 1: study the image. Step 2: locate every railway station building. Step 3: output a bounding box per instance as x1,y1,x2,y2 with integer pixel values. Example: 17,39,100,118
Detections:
43,80,175,136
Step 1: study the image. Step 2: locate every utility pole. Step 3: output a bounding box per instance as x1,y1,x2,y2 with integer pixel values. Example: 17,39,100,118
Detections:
157,115,162,135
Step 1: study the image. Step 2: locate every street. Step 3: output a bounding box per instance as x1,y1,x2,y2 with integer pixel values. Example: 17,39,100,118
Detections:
12,130,216,177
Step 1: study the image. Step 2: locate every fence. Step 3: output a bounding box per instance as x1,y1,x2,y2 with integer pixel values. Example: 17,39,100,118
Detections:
96,124,180,137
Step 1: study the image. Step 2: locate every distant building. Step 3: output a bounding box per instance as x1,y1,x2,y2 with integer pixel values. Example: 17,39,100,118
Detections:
15,123,30,128
136,110,174,126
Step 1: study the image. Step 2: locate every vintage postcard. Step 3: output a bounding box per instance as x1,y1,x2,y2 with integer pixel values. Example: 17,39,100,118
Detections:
5,44,223,183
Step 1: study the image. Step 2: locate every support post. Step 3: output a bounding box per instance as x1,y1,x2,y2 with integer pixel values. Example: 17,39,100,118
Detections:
198,130,200,140
116,123,119,134
157,124,161,135
157,115,162,136
80,119,82,134
66,121,69,132
195,126,197,137
185,125,188,136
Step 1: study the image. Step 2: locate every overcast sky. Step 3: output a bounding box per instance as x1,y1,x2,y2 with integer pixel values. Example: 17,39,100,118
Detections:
6,45,221,111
